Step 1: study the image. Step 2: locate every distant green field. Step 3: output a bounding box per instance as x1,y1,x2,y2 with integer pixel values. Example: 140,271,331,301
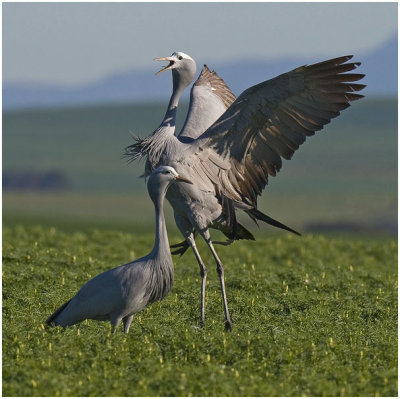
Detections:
2,97,397,234
3,225,397,396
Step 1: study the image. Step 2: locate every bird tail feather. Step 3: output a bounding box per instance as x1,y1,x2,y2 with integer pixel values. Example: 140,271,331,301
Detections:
230,222,255,241
246,208,301,236
45,299,71,326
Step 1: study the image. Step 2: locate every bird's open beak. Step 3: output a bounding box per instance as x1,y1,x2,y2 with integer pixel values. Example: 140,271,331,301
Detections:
176,175,193,184
154,57,175,75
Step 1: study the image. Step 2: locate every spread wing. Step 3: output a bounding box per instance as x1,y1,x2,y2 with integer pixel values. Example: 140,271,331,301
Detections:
178,65,236,140
192,55,365,206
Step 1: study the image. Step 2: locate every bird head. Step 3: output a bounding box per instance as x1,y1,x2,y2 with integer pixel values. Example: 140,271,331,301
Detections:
148,166,193,201
155,52,197,90
151,166,192,184
155,52,195,74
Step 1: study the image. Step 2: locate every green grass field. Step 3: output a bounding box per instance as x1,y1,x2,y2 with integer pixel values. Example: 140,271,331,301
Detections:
3,224,397,396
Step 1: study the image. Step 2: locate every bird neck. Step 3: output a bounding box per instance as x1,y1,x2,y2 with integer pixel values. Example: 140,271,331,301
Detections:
161,85,184,128
150,189,172,261
145,184,174,304
161,68,192,128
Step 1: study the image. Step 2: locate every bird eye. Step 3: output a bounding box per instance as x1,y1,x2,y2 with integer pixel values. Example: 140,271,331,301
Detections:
178,56,183,60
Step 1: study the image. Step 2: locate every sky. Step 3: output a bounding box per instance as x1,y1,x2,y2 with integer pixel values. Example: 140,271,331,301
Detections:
2,2,397,86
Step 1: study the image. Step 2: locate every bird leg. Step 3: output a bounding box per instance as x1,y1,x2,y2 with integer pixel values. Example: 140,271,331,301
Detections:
186,233,207,327
123,315,134,334
201,230,232,331
171,231,197,256
111,315,122,334
173,236,233,252
174,216,209,326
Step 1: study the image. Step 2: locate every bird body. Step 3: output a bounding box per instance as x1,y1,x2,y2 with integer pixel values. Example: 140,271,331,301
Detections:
128,52,302,240
46,166,191,333
49,262,154,328
126,52,365,329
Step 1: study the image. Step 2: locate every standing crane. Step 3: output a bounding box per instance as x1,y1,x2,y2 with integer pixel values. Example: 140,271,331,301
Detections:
125,52,365,330
46,166,192,333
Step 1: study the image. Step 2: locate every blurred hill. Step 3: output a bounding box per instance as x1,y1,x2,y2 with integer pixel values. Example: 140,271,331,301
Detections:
3,35,397,110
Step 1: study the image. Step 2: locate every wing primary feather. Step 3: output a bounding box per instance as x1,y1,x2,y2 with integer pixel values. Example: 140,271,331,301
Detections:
193,55,365,211
303,55,354,71
309,62,362,77
313,73,365,84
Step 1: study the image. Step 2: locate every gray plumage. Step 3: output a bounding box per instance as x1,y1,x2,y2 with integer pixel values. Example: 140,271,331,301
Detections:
46,166,192,333
125,52,365,330
180,65,236,141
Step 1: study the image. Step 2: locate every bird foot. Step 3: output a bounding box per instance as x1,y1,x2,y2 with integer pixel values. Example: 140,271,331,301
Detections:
170,240,190,256
224,320,233,332
171,247,189,256
212,239,234,247
170,240,186,248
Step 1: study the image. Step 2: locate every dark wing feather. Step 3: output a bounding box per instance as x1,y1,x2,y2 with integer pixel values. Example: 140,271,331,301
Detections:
195,55,365,206
179,65,236,140
195,65,236,109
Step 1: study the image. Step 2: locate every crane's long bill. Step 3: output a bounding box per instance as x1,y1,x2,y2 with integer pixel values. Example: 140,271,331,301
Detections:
176,175,193,184
154,57,174,75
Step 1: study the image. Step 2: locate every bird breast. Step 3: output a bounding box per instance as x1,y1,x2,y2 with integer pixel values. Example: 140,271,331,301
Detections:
145,257,174,304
